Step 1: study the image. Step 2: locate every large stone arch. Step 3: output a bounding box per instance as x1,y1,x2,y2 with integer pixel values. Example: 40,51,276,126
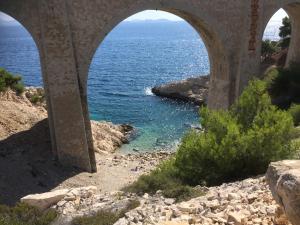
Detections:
64,0,241,174
55,0,253,173
261,0,300,67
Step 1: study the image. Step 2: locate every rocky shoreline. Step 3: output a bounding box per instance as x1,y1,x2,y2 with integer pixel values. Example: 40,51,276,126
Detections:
152,75,209,105
1,87,300,225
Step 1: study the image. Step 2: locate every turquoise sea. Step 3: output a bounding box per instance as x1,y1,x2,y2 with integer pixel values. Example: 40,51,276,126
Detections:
0,20,210,152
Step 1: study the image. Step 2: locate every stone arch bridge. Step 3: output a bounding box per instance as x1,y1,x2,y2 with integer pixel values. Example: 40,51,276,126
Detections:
1,0,300,172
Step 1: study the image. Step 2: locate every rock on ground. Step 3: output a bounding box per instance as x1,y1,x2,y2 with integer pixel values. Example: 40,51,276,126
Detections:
266,160,300,225
28,176,291,225
152,75,209,105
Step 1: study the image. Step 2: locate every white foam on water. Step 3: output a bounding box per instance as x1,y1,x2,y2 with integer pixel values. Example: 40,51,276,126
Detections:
144,87,154,96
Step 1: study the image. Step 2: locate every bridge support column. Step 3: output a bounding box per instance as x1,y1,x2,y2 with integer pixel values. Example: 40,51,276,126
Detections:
38,0,96,172
285,4,300,67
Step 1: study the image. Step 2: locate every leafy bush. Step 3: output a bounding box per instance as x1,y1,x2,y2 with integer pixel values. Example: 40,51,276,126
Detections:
278,17,291,49
0,203,57,225
30,94,45,104
72,200,140,225
261,39,278,59
123,159,204,202
289,104,300,126
265,64,300,108
125,79,296,195
175,79,296,186
0,68,25,95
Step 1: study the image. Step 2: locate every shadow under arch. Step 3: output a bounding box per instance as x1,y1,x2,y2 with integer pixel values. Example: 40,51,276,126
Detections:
82,8,230,109
0,8,58,157
261,2,300,67
0,12,82,205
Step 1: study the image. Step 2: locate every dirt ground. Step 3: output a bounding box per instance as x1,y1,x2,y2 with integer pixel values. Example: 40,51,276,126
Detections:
0,89,167,205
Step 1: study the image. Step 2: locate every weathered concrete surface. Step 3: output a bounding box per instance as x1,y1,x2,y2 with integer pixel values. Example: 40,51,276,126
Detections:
1,0,300,172
266,160,300,225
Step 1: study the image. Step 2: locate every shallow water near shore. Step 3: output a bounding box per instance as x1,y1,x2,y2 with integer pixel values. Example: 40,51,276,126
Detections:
0,20,209,152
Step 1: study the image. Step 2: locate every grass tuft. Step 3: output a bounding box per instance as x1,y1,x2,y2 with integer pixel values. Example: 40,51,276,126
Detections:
0,203,57,225
71,200,140,225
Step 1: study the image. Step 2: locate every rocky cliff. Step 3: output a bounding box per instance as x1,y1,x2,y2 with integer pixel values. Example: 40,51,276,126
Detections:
0,88,133,154
152,75,209,105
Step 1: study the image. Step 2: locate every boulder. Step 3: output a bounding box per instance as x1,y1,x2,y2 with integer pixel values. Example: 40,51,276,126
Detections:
21,186,97,211
152,75,209,105
266,160,300,225
21,189,69,211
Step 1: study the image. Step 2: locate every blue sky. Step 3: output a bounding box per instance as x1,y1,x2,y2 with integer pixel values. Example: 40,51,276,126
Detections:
0,9,288,25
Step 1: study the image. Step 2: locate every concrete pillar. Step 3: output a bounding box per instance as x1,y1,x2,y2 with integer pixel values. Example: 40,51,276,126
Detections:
80,93,97,172
233,0,264,99
37,0,95,172
285,4,300,67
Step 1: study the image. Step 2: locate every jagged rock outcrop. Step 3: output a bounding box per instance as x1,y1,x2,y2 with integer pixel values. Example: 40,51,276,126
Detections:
266,160,300,225
91,122,134,154
0,88,47,139
152,76,209,105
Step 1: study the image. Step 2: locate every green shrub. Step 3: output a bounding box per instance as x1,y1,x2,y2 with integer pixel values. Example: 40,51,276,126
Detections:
72,211,120,225
265,64,300,108
279,17,291,49
0,68,25,95
30,94,45,104
12,82,25,95
261,39,278,59
72,200,140,225
123,159,204,202
175,79,296,186
231,79,272,130
124,159,178,195
289,104,300,126
0,203,57,225
30,94,40,104
125,79,296,194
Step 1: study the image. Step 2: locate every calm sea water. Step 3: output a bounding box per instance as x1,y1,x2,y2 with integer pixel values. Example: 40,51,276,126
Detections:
0,20,210,152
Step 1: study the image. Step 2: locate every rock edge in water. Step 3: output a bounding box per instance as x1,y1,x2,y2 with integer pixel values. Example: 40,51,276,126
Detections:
152,75,210,105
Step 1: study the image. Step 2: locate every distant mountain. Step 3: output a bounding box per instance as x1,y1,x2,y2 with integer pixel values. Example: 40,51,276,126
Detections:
125,19,184,24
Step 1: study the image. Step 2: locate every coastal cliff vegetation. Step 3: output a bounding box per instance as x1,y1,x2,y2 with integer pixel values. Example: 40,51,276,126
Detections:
126,78,299,200
0,68,24,95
